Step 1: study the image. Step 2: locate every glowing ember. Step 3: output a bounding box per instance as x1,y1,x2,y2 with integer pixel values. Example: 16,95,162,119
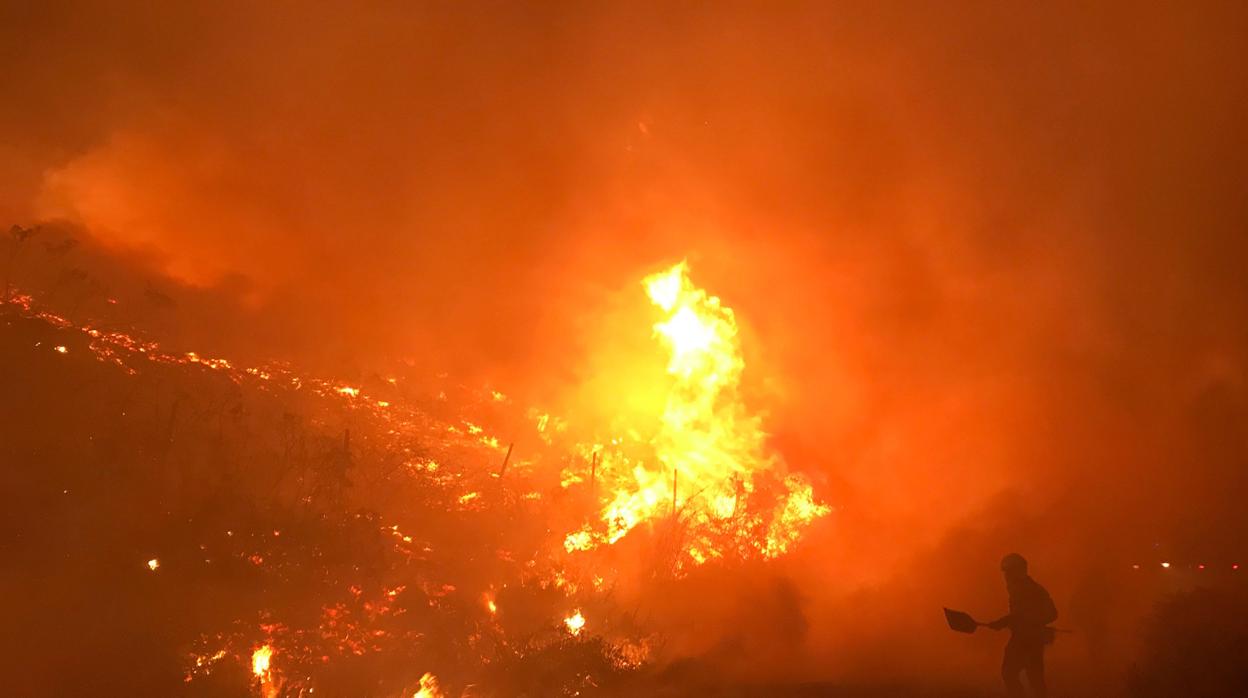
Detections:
564,609,586,636
195,649,226,668
53,345,68,354
414,672,443,698
146,558,159,571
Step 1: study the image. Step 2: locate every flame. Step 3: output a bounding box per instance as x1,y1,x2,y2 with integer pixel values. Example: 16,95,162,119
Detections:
564,610,586,636
563,529,594,553
577,262,829,561
251,644,272,677
414,672,443,698
13,260,829,689
251,643,279,698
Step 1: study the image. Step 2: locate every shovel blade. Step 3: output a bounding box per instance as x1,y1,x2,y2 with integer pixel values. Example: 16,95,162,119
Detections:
944,607,979,633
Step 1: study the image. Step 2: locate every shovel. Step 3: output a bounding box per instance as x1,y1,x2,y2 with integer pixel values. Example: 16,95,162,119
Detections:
943,607,988,634
944,608,1072,637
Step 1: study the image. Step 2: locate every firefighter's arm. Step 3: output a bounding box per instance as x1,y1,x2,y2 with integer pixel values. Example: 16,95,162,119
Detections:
986,615,1011,630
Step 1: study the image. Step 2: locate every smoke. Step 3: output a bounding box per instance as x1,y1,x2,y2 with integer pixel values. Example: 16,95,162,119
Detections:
3,0,1247,689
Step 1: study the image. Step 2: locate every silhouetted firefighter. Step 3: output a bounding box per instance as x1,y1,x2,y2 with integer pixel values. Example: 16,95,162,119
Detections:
988,553,1058,697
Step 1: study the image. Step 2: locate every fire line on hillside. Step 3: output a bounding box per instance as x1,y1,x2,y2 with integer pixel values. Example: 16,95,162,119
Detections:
2,261,829,697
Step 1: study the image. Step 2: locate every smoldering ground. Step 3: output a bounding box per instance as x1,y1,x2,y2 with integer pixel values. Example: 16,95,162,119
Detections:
2,1,1247,694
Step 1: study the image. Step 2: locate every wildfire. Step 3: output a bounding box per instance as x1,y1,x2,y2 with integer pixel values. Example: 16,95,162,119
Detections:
563,529,594,553
414,672,443,698
569,262,829,563
8,261,828,692
251,643,278,698
251,644,272,678
564,610,586,636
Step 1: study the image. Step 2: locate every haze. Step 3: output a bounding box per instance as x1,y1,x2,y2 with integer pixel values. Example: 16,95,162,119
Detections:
2,2,1246,695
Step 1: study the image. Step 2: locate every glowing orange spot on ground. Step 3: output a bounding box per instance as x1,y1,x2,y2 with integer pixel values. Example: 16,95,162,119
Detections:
251,644,272,677
564,609,586,636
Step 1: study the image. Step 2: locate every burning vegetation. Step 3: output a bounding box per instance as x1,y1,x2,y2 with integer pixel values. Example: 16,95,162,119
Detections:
561,262,828,567
5,4,1248,695
1,253,827,697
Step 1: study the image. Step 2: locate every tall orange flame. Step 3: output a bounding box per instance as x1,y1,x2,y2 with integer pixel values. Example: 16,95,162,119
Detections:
566,262,829,565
